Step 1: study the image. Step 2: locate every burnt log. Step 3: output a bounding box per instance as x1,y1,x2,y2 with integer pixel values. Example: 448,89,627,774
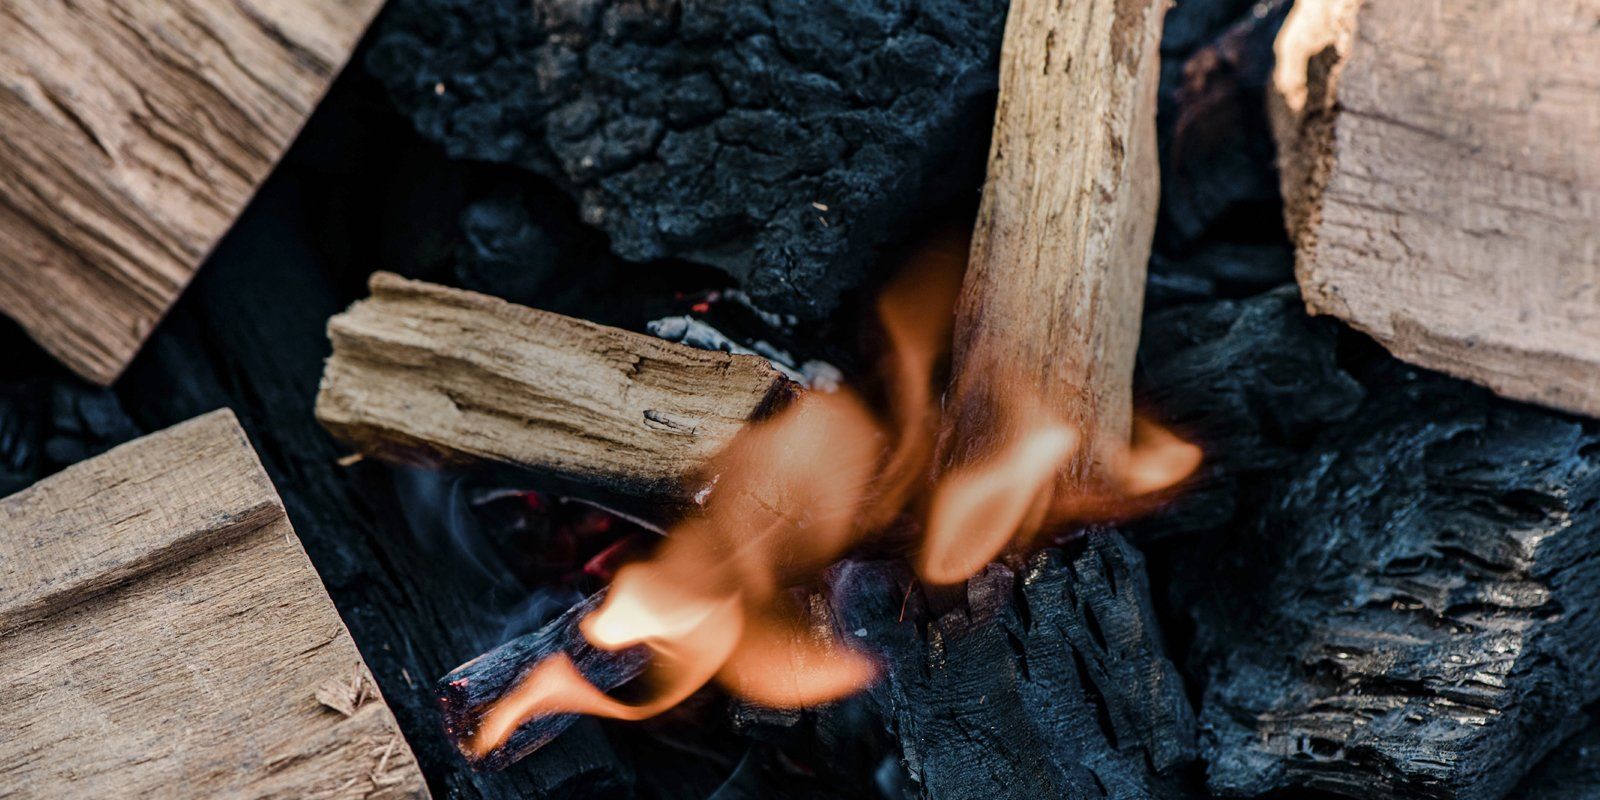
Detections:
1137,289,1600,799
366,0,1006,319
822,532,1199,800
438,591,651,771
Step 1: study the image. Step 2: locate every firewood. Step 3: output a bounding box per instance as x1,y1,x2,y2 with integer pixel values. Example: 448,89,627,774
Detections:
0,0,384,386
438,591,651,771
316,273,797,504
1271,0,1600,417
945,0,1167,479
0,409,428,799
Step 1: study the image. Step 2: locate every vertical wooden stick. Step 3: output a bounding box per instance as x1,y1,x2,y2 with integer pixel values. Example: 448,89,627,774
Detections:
946,0,1167,480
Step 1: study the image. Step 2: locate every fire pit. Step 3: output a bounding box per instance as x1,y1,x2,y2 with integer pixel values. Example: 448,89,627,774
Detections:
2,1,1597,799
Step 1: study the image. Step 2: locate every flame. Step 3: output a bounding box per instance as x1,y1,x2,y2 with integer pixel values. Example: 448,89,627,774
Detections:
458,234,1201,759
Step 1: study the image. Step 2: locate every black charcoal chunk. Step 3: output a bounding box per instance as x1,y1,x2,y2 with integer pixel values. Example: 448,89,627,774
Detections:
1165,325,1600,798
1132,285,1365,542
367,0,1006,319
0,375,141,498
823,532,1200,800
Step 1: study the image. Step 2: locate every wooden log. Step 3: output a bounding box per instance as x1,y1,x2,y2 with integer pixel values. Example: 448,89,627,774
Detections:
0,409,429,799
1271,0,1600,417
945,0,1167,478
0,0,384,385
315,273,797,504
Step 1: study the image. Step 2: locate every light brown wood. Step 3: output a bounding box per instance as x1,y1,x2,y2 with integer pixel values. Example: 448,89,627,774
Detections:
1272,0,1600,417
0,0,385,386
946,0,1167,478
315,273,797,503
0,410,429,799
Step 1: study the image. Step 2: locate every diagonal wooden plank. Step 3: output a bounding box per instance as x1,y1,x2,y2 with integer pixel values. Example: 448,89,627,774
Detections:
0,409,431,798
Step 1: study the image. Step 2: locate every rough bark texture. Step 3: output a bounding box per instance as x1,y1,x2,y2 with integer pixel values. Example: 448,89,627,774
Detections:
0,0,383,385
1137,290,1600,800
365,0,1006,319
823,534,1198,800
316,273,796,504
0,410,428,799
1271,0,1600,417
946,0,1166,477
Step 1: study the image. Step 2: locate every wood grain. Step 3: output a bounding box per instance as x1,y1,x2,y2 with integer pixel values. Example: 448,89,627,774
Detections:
946,0,1167,478
1272,0,1600,416
315,273,797,504
0,0,384,385
0,410,430,799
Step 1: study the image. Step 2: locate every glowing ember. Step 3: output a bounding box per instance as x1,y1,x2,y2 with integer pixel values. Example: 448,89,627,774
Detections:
458,234,1201,759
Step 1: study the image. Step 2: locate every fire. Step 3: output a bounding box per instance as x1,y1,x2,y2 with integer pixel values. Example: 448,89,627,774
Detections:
459,234,1201,759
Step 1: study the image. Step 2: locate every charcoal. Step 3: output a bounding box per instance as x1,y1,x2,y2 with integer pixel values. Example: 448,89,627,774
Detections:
1131,285,1365,543
0,371,140,498
1136,287,1600,796
366,0,1006,319
821,532,1200,800
1140,292,1600,798
1155,0,1289,252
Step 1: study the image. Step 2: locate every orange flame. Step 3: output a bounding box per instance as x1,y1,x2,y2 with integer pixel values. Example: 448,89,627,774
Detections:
459,234,1201,759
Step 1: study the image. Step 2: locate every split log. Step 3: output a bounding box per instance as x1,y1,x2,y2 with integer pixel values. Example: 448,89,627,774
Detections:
0,409,428,798
0,0,384,385
946,0,1167,478
1271,0,1600,417
316,273,796,504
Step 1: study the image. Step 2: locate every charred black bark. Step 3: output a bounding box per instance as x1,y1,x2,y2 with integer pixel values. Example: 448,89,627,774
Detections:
439,590,651,771
820,533,1200,800
1140,290,1600,800
366,0,1006,320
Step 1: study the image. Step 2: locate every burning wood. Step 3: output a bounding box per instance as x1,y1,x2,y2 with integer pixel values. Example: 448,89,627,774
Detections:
319,0,1192,776
432,231,1196,770
439,591,651,770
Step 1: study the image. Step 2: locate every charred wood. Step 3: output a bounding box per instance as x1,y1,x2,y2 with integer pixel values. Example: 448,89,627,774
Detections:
820,533,1199,800
439,591,651,771
1140,290,1600,799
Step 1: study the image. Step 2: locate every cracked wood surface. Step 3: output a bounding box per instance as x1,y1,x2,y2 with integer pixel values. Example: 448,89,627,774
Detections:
1272,0,1600,417
0,0,383,385
0,410,428,799
315,273,797,504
